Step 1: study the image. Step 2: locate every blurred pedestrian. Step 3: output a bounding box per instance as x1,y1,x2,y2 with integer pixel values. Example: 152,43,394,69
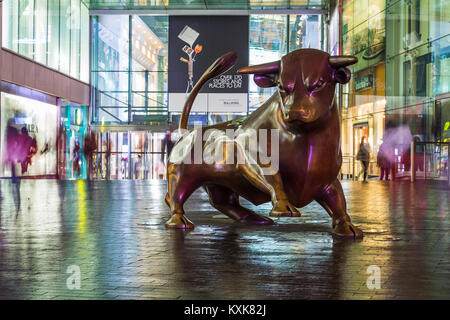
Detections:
134,155,142,180
356,136,370,181
19,127,37,174
5,120,20,182
160,123,178,180
83,132,97,179
377,142,393,180
73,141,81,177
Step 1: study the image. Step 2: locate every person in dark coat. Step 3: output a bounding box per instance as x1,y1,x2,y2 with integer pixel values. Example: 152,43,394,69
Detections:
356,136,370,181
377,142,393,180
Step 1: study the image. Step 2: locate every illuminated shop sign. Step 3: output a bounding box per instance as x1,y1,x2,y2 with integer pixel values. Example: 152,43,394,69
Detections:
355,74,373,91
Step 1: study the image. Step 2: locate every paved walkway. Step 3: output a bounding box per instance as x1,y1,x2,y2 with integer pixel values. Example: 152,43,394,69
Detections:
0,179,449,299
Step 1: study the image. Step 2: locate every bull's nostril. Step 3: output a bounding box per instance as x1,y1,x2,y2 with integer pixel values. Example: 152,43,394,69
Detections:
299,110,311,117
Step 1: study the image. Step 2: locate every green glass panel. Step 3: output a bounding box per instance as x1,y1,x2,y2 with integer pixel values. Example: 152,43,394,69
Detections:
59,0,71,75
70,0,81,79
80,3,90,82
48,0,60,70
2,0,19,52
35,0,48,65
18,0,34,59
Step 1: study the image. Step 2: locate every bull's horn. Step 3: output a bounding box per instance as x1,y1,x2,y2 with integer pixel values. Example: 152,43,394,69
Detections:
329,56,358,68
237,60,280,74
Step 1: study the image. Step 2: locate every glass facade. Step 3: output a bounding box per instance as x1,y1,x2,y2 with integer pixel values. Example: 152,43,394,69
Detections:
2,0,90,83
91,14,324,125
340,0,450,179
249,14,324,113
340,0,387,178
385,0,450,142
91,15,168,124
83,0,327,10
89,13,325,179
90,131,166,180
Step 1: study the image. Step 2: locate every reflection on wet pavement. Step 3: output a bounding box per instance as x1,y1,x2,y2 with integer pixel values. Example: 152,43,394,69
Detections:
0,179,449,299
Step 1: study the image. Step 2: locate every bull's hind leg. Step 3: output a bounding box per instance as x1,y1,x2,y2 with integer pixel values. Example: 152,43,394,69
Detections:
205,185,273,225
165,165,199,229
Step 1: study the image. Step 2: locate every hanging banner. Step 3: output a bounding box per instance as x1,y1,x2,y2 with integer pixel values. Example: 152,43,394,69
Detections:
168,16,249,113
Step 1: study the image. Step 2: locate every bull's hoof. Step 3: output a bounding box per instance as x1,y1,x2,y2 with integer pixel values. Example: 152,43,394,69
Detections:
270,200,301,217
165,214,195,229
333,221,363,238
239,214,274,225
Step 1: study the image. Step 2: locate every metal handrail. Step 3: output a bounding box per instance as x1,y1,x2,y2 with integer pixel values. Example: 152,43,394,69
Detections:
411,140,450,187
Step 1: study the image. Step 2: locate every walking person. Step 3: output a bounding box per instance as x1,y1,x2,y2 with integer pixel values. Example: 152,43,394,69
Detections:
356,136,370,181
377,142,393,180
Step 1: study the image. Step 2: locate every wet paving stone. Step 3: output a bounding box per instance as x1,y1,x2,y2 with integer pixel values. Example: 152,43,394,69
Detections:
0,179,449,300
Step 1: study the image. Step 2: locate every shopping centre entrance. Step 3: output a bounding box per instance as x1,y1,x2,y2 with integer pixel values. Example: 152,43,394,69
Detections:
89,128,169,180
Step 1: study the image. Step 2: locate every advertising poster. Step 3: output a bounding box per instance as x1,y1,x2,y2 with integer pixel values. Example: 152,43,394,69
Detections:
168,16,249,113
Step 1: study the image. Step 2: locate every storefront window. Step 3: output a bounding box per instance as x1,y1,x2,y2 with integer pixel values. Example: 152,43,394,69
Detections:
0,92,57,178
60,102,88,180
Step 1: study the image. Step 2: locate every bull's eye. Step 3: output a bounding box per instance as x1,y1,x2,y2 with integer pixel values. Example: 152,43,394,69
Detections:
312,79,326,92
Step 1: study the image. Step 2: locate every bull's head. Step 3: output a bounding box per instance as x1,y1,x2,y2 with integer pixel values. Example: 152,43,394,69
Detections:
238,49,357,126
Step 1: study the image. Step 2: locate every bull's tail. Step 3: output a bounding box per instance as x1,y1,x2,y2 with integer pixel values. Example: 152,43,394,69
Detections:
179,51,238,130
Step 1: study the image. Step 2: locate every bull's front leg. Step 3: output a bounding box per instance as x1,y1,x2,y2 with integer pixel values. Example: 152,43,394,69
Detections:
316,179,363,238
238,162,301,217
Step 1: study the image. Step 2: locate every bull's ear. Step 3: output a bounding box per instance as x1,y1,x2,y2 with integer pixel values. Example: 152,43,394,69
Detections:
254,74,278,88
329,55,358,68
334,67,351,84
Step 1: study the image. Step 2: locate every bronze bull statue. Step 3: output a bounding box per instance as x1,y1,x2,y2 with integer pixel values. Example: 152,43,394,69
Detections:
165,48,363,238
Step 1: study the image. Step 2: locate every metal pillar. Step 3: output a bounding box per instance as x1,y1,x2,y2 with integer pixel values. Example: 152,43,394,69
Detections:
128,15,133,124
352,156,356,181
424,144,427,180
411,141,415,182
128,131,132,179
448,143,450,188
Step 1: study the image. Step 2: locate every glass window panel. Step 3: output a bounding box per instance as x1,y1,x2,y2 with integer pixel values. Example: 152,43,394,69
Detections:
351,21,369,72
59,0,71,75
48,0,60,70
385,0,404,59
290,0,308,6
430,0,450,41
249,15,287,112
80,3,90,82
18,0,34,59
431,37,450,96
69,0,81,79
94,15,130,123
249,15,287,63
35,0,48,65
354,0,369,28
131,16,168,120
288,15,322,51
2,0,19,52
342,0,354,34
